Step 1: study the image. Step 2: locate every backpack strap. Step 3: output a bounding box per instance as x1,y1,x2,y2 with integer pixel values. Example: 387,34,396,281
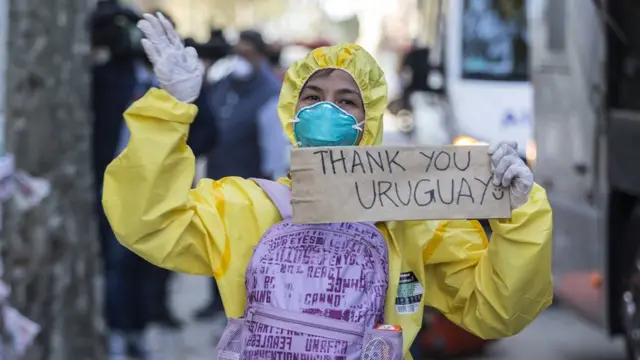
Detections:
250,178,293,220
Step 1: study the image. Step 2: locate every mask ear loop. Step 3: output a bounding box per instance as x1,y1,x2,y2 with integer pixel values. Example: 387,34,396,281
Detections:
288,118,302,147
352,120,365,132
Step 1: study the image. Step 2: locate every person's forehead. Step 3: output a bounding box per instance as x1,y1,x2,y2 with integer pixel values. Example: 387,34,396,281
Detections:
304,70,360,93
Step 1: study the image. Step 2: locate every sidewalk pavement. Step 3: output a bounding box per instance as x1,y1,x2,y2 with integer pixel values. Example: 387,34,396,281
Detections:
146,274,224,360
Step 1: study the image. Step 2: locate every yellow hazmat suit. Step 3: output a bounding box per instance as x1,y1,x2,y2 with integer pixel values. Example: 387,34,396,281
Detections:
103,44,553,358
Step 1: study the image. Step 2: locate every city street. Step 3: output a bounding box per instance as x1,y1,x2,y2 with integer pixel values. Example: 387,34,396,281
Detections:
146,274,628,360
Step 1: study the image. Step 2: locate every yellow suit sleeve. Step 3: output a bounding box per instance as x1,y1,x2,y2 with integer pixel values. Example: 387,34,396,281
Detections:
102,88,281,277
423,183,553,339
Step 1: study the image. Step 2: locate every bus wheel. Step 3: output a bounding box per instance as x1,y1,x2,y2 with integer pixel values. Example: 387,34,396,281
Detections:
622,253,640,360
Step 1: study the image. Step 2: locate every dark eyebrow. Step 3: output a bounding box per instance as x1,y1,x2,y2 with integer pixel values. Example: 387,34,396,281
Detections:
301,85,323,93
336,88,361,96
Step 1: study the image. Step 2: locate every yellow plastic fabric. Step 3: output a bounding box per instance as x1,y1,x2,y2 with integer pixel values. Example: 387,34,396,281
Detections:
103,44,553,359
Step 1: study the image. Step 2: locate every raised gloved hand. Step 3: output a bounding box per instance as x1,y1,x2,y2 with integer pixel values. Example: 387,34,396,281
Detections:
488,141,534,209
137,13,204,103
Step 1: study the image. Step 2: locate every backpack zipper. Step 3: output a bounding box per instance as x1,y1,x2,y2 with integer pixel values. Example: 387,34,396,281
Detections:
246,307,363,337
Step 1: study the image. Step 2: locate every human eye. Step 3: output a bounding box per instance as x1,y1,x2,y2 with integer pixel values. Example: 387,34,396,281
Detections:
304,95,320,101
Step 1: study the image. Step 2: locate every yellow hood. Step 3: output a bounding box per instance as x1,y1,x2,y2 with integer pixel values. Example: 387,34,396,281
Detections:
277,43,388,147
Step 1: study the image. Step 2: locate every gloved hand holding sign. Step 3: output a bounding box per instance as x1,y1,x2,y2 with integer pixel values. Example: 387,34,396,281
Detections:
488,141,534,209
137,13,204,103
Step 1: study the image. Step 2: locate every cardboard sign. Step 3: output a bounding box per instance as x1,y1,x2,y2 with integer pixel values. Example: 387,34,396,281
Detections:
290,145,511,224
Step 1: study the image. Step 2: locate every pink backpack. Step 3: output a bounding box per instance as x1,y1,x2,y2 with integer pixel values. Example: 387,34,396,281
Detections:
216,179,403,360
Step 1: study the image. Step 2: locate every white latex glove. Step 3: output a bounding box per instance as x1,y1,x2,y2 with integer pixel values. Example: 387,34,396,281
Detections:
488,141,534,209
137,13,204,103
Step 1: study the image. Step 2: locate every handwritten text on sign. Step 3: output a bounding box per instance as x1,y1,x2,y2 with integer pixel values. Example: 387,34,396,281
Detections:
290,145,511,224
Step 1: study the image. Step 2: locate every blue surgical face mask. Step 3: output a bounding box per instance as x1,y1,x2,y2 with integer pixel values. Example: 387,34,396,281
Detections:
292,101,363,148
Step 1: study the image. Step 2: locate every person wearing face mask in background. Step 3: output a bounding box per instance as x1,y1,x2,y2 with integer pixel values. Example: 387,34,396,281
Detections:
186,30,290,323
266,42,286,81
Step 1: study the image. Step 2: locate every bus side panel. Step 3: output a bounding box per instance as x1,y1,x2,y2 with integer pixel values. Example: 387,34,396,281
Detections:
531,0,610,329
445,0,532,156
609,111,640,197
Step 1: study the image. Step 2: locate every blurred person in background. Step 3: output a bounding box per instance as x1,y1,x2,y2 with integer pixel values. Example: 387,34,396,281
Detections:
91,0,140,259
399,41,440,111
266,42,285,81
197,29,237,86
187,29,289,322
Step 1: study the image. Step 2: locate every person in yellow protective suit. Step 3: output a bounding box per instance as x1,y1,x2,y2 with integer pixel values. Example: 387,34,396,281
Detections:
103,13,553,359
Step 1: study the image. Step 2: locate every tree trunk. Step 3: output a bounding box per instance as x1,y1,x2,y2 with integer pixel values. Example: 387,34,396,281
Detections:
3,0,104,359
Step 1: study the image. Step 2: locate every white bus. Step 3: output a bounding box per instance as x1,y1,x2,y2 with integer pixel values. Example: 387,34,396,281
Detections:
444,0,535,163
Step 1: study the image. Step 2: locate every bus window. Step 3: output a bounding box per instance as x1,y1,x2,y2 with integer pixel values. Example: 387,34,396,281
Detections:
461,0,529,81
